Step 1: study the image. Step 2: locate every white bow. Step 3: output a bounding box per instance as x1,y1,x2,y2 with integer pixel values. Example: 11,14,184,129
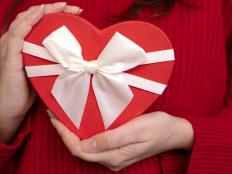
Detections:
23,26,174,129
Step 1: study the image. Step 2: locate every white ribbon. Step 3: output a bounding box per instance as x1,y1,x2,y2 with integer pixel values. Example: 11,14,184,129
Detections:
23,26,174,129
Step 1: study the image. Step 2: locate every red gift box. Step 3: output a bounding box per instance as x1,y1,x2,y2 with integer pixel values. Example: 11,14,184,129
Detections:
22,13,174,139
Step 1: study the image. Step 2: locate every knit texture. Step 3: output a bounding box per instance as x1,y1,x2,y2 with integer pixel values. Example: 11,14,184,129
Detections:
0,0,232,173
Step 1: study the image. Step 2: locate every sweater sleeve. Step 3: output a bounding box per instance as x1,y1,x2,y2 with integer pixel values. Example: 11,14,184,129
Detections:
0,0,33,171
185,1,232,173
0,112,32,172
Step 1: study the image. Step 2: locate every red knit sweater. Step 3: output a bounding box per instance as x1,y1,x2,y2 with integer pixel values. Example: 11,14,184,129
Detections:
0,0,232,173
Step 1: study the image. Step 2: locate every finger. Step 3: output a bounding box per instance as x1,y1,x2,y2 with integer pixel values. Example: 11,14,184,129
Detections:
49,117,104,162
43,3,83,14
89,144,143,170
9,5,44,38
64,5,83,14
104,153,146,172
15,2,65,21
50,116,148,167
115,142,151,162
50,118,82,154
16,2,66,20
99,143,151,171
0,32,7,44
47,110,148,165
14,3,82,28
15,6,39,21
103,158,137,172
42,2,83,15
7,5,44,58
109,148,155,171
0,33,8,57
81,118,145,153
46,109,56,119
43,2,67,14
12,5,42,29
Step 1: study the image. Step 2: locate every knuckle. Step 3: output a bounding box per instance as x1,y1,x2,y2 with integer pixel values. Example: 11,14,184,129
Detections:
69,148,78,157
9,22,30,39
16,13,23,19
108,158,121,167
136,128,150,142
102,135,112,147
23,16,33,26
8,24,15,33
8,27,17,38
23,6,38,15
21,19,33,32
155,111,169,118
131,124,145,142
95,133,112,150
28,5,38,11
15,6,36,19
133,117,154,141
43,4,53,12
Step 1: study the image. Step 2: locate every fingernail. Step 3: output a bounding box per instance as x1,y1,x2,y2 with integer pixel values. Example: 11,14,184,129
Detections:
78,8,84,14
67,6,80,14
81,139,97,153
50,118,57,127
39,4,44,10
47,109,55,119
53,2,67,7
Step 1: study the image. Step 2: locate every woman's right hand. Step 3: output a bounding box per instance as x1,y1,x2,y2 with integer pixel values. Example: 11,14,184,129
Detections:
0,2,83,144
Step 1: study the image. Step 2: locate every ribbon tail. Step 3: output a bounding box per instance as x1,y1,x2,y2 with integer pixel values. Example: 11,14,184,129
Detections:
51,70,91,128
92,73,133,129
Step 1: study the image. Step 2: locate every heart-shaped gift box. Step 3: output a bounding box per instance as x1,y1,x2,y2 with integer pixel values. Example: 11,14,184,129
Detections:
23,13,174,139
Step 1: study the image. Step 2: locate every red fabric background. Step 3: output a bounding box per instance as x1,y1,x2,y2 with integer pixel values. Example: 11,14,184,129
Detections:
0,0,232,173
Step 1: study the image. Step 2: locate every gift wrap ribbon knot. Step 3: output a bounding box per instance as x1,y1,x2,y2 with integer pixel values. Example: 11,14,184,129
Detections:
23,26,175,129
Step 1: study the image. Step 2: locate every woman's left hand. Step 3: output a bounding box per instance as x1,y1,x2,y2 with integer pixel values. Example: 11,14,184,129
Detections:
47,111,194,171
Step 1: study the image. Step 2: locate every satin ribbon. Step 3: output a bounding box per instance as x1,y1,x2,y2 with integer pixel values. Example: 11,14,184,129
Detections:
23,26,174,129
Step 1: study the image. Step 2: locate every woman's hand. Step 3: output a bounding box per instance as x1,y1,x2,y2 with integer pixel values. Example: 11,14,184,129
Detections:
48,111,194,171
0,2,83,144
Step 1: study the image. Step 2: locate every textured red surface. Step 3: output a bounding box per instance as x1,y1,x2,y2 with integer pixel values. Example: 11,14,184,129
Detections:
23,13,174,138
1,0,232,173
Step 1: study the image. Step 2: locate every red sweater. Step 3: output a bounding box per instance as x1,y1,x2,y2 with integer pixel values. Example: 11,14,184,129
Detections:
0,0,232,173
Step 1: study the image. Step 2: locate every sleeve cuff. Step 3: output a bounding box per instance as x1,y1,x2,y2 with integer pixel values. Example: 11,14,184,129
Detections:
184,115,232,173
0,112,32,168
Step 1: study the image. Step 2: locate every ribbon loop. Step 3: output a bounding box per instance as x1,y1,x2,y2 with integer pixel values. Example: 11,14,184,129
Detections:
42,26,83,68
98,32,146,74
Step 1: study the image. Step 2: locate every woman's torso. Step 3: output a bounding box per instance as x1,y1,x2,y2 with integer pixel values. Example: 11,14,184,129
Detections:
0,0,229,173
